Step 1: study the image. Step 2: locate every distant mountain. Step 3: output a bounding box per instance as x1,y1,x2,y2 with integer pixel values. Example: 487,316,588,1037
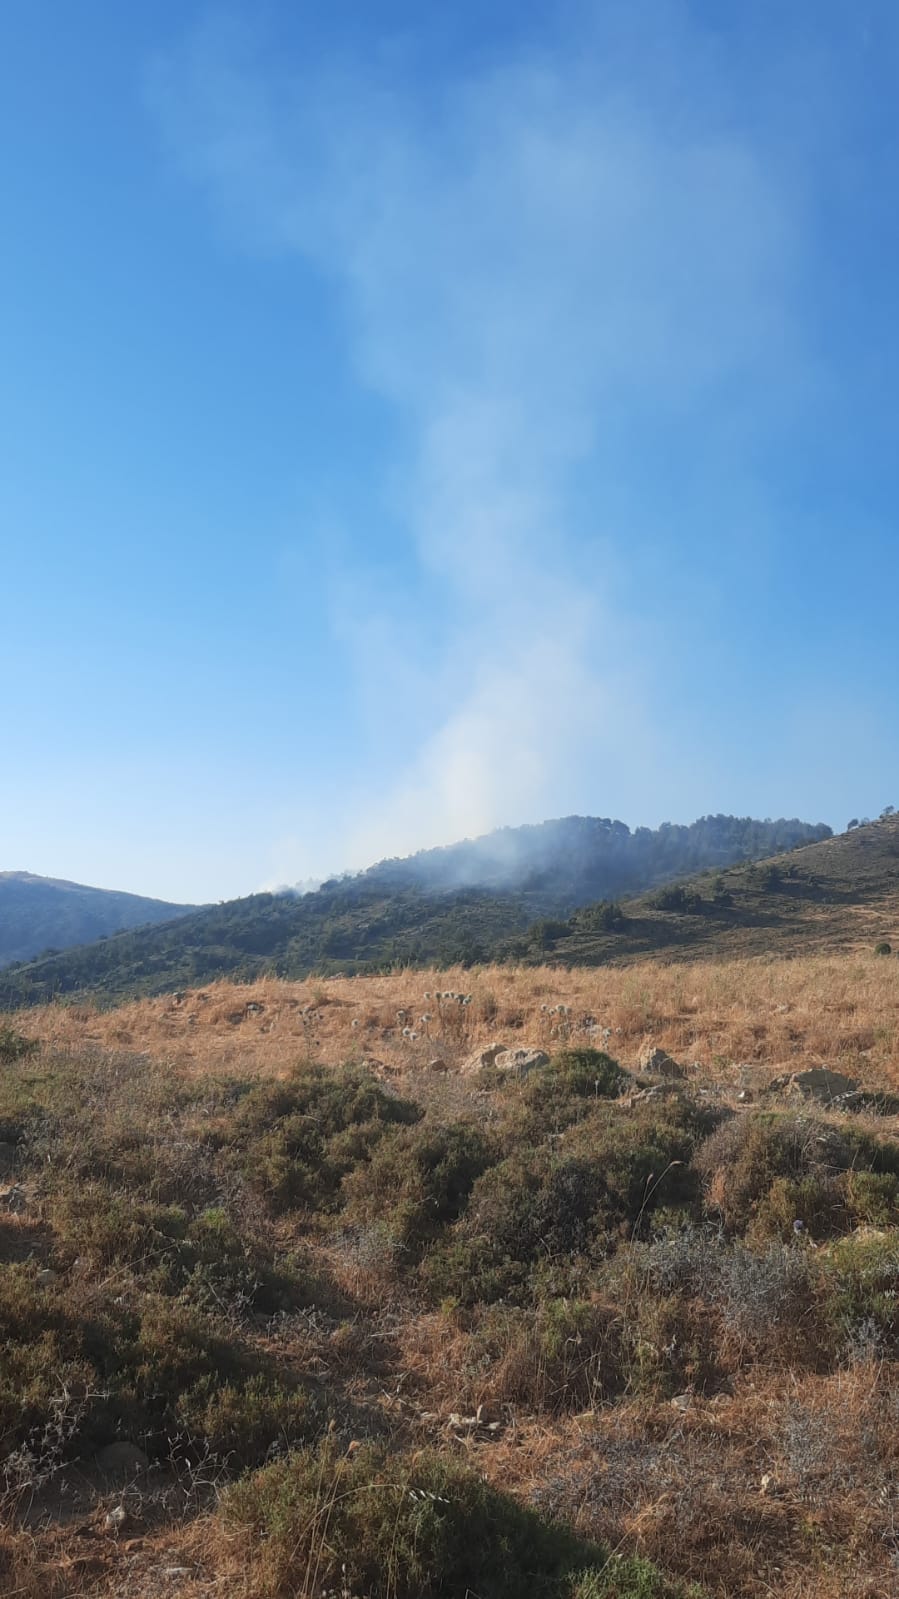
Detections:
0,815,830,1006
0,872,197,968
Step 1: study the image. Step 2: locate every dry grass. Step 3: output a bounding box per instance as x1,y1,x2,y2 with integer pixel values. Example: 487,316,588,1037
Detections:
15,951,899,1096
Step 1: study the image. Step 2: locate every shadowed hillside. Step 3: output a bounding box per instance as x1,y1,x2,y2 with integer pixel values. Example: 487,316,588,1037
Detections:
0,871,197,968
0,816,830,1007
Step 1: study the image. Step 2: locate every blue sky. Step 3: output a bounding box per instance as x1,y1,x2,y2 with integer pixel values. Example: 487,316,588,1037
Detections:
3,1,898,903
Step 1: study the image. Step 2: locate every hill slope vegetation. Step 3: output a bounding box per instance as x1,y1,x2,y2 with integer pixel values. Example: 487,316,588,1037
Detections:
0,815,831,1006
517,814,899,967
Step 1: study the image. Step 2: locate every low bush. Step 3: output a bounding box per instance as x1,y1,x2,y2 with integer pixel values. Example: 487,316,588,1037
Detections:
426,1107,700,1305
232,1064,421,1213
0,1268,319,1475
550,1048,630,1098
0,1027,37,1064
225,1438,696,1598
340,1121,495,1260
696,1112,899,1238
452,1298,627,1413
174,1371,318,1468
819,1229,899,1351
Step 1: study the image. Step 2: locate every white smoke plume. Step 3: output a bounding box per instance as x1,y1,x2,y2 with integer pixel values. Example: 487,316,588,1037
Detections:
148,7,801,877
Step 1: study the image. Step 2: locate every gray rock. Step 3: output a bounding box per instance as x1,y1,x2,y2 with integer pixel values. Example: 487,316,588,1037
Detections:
766,1067,861,1104
631,1083,682,1103
96,1441,149,1474
428,1057,449,1073
463,1043,509,1073
493,1048,550,1077
0,1184,26,1214
638,1046,686,1081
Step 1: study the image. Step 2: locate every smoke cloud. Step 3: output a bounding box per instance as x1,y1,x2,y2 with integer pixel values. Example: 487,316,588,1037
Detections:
148,7,801,877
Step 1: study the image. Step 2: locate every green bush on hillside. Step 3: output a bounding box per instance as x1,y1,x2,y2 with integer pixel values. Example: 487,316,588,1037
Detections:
232,1064,422,1213
224,1438,699,1599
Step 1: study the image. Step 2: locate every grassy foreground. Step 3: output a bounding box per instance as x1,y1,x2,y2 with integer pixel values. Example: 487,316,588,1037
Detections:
3,955,899,1595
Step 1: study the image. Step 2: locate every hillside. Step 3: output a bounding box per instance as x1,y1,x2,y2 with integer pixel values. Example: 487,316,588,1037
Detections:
0,815,829,1007
0,871,197,968
514,813,899,967
349,812,830,900
5,948,899,1597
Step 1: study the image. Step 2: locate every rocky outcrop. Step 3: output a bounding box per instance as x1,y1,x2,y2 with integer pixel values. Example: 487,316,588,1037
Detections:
96,1441,149,1474
493,1048,549,1077
462,1042,510,1073
766,1067,860,1103
764,1067,899,1115
638,1045,686,1081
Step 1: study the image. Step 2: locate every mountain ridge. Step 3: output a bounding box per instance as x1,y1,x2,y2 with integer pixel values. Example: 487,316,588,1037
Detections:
0,871,198,969
0,813,831,1006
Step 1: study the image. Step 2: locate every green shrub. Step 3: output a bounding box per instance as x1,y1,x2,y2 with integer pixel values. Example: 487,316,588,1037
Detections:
696,1113,899,1238
224,1439,701,1598
175,1372,318,1467
0,1266,318,1473
512,1051,633,1142
651,885,704,914
875,941,892,956
572,1559,704,1598
47,1187,191,1280
341,1122,495,1259
426,1149,609,1304
224,1440,599,1598
0,1026,38,1063
570,901,625,933
819,1230,899,1351
550,1048,630,1099
0,1269,96,1466
426,1108,700,1305
233,1064,421,1213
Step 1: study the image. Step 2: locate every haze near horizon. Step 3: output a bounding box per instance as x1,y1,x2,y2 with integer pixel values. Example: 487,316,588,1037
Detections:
3,1,897,902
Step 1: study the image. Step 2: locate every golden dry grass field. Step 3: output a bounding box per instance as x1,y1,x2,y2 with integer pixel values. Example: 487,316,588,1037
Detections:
22,951,899,1096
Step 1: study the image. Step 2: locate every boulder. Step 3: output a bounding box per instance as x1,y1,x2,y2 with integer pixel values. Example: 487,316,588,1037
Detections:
493,1048,549,1077
638,1045,686,1081
766,1067,860,1104
462,1043,509,1074
631,1082,682,1103
96,1441,149,1474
